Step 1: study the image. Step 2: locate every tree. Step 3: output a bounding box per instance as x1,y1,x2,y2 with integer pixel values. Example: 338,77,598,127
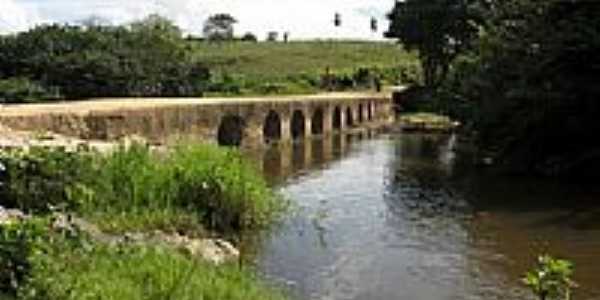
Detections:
385,0,480,88
266,31,278,42
241,32,258,42
0,15,211,101
130,14,182,39
203,13,237,41
447,0,600,177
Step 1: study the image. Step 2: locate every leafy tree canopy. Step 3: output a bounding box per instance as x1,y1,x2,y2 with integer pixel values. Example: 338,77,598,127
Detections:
203,13,238,41
423,0,600,178
0,15,210,102
385,0,481,87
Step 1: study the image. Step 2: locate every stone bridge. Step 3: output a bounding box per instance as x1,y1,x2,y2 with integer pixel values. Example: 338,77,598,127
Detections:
0,93,393,147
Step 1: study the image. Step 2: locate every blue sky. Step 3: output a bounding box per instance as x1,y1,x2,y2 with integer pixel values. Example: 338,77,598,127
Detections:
0,0,395,40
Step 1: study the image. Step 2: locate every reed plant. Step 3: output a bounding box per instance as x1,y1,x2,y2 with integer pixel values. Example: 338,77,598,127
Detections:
0,142,285,234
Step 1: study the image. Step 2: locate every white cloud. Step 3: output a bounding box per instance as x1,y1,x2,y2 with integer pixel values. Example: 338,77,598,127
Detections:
0,0,43,33
2,0,395,40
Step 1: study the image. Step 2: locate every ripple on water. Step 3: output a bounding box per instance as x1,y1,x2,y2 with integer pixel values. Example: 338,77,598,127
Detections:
252,134,600,300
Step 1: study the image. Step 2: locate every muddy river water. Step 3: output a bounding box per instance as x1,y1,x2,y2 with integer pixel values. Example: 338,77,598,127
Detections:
245,132,600,300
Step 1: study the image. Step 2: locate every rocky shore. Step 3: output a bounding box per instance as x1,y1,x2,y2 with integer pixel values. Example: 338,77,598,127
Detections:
0,206,240,265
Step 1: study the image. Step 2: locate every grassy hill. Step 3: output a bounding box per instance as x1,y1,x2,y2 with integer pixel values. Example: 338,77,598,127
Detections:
190,40,420,95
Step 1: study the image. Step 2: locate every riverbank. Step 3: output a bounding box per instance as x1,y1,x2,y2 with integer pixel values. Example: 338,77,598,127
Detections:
398,112,458,133
0,142,287,299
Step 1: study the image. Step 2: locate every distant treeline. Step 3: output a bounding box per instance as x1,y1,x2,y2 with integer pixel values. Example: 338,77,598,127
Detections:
0,15,210,102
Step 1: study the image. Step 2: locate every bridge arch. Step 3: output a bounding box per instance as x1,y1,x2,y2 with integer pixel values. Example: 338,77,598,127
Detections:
291,110,306,140
333,106,342,131
346,107,354,127
263,110,281,143
218,114,245,146
311,107,324,135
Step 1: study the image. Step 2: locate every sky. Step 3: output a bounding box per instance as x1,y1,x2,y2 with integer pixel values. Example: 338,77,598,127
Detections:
0,0,396,40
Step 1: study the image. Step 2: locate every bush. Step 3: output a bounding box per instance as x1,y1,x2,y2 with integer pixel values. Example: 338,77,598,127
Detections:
523,255,577,300
0,147,95,213
0,18,211,99
0,143,284,233
0,218,51,295
0,78,61,104
241,32,258,42
0,218,286,300
208,74,242,95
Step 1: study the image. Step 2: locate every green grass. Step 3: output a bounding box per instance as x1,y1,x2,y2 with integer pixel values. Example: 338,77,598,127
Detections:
1,218,286,300
0,142,286,235
0,144,289,299
28,243,286,300
191,40,420,95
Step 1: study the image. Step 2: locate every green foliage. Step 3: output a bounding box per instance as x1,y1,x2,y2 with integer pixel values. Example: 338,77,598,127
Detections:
0,218,285,300
0,218,52,295
385,0,480,87
168,143,283,230
192,40,419,95
241,32,258,42
0,147,95,213
24,245,285,300
1,26,417,99
0,143,287,299
0,78,61,104
0,16,210,102
0,143,284,234
203,14,238,41
523,255,576,300
445,0,600,177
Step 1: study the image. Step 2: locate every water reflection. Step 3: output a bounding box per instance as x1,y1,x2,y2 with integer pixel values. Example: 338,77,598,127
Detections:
248,132,365,186
248,132,600,300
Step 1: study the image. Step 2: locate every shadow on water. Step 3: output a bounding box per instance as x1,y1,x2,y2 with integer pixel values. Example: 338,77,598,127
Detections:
387,134,600,300
243,132,600,300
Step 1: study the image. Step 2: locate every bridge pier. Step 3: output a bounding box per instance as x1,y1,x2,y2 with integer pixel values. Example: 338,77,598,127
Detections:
322,106,334,135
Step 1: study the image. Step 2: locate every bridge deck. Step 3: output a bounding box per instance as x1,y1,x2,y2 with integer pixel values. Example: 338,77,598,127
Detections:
0,92,388,117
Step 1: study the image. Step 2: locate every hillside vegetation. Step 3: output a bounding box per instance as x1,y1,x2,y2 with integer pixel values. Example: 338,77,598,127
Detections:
192,41,419,95
0,14,419,103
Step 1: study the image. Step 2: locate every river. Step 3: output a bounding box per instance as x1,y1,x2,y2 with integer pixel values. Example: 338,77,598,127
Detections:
245,132,600,300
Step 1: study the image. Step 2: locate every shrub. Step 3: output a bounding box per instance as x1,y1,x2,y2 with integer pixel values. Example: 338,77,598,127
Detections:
166,144,283,231
0,147,94,213
0,78,61,104
208,74,242,95
0,19,211,100
523,255,577,300
241,32,258,42
0,218,286,300
0,143,284,233
0,218,51,295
